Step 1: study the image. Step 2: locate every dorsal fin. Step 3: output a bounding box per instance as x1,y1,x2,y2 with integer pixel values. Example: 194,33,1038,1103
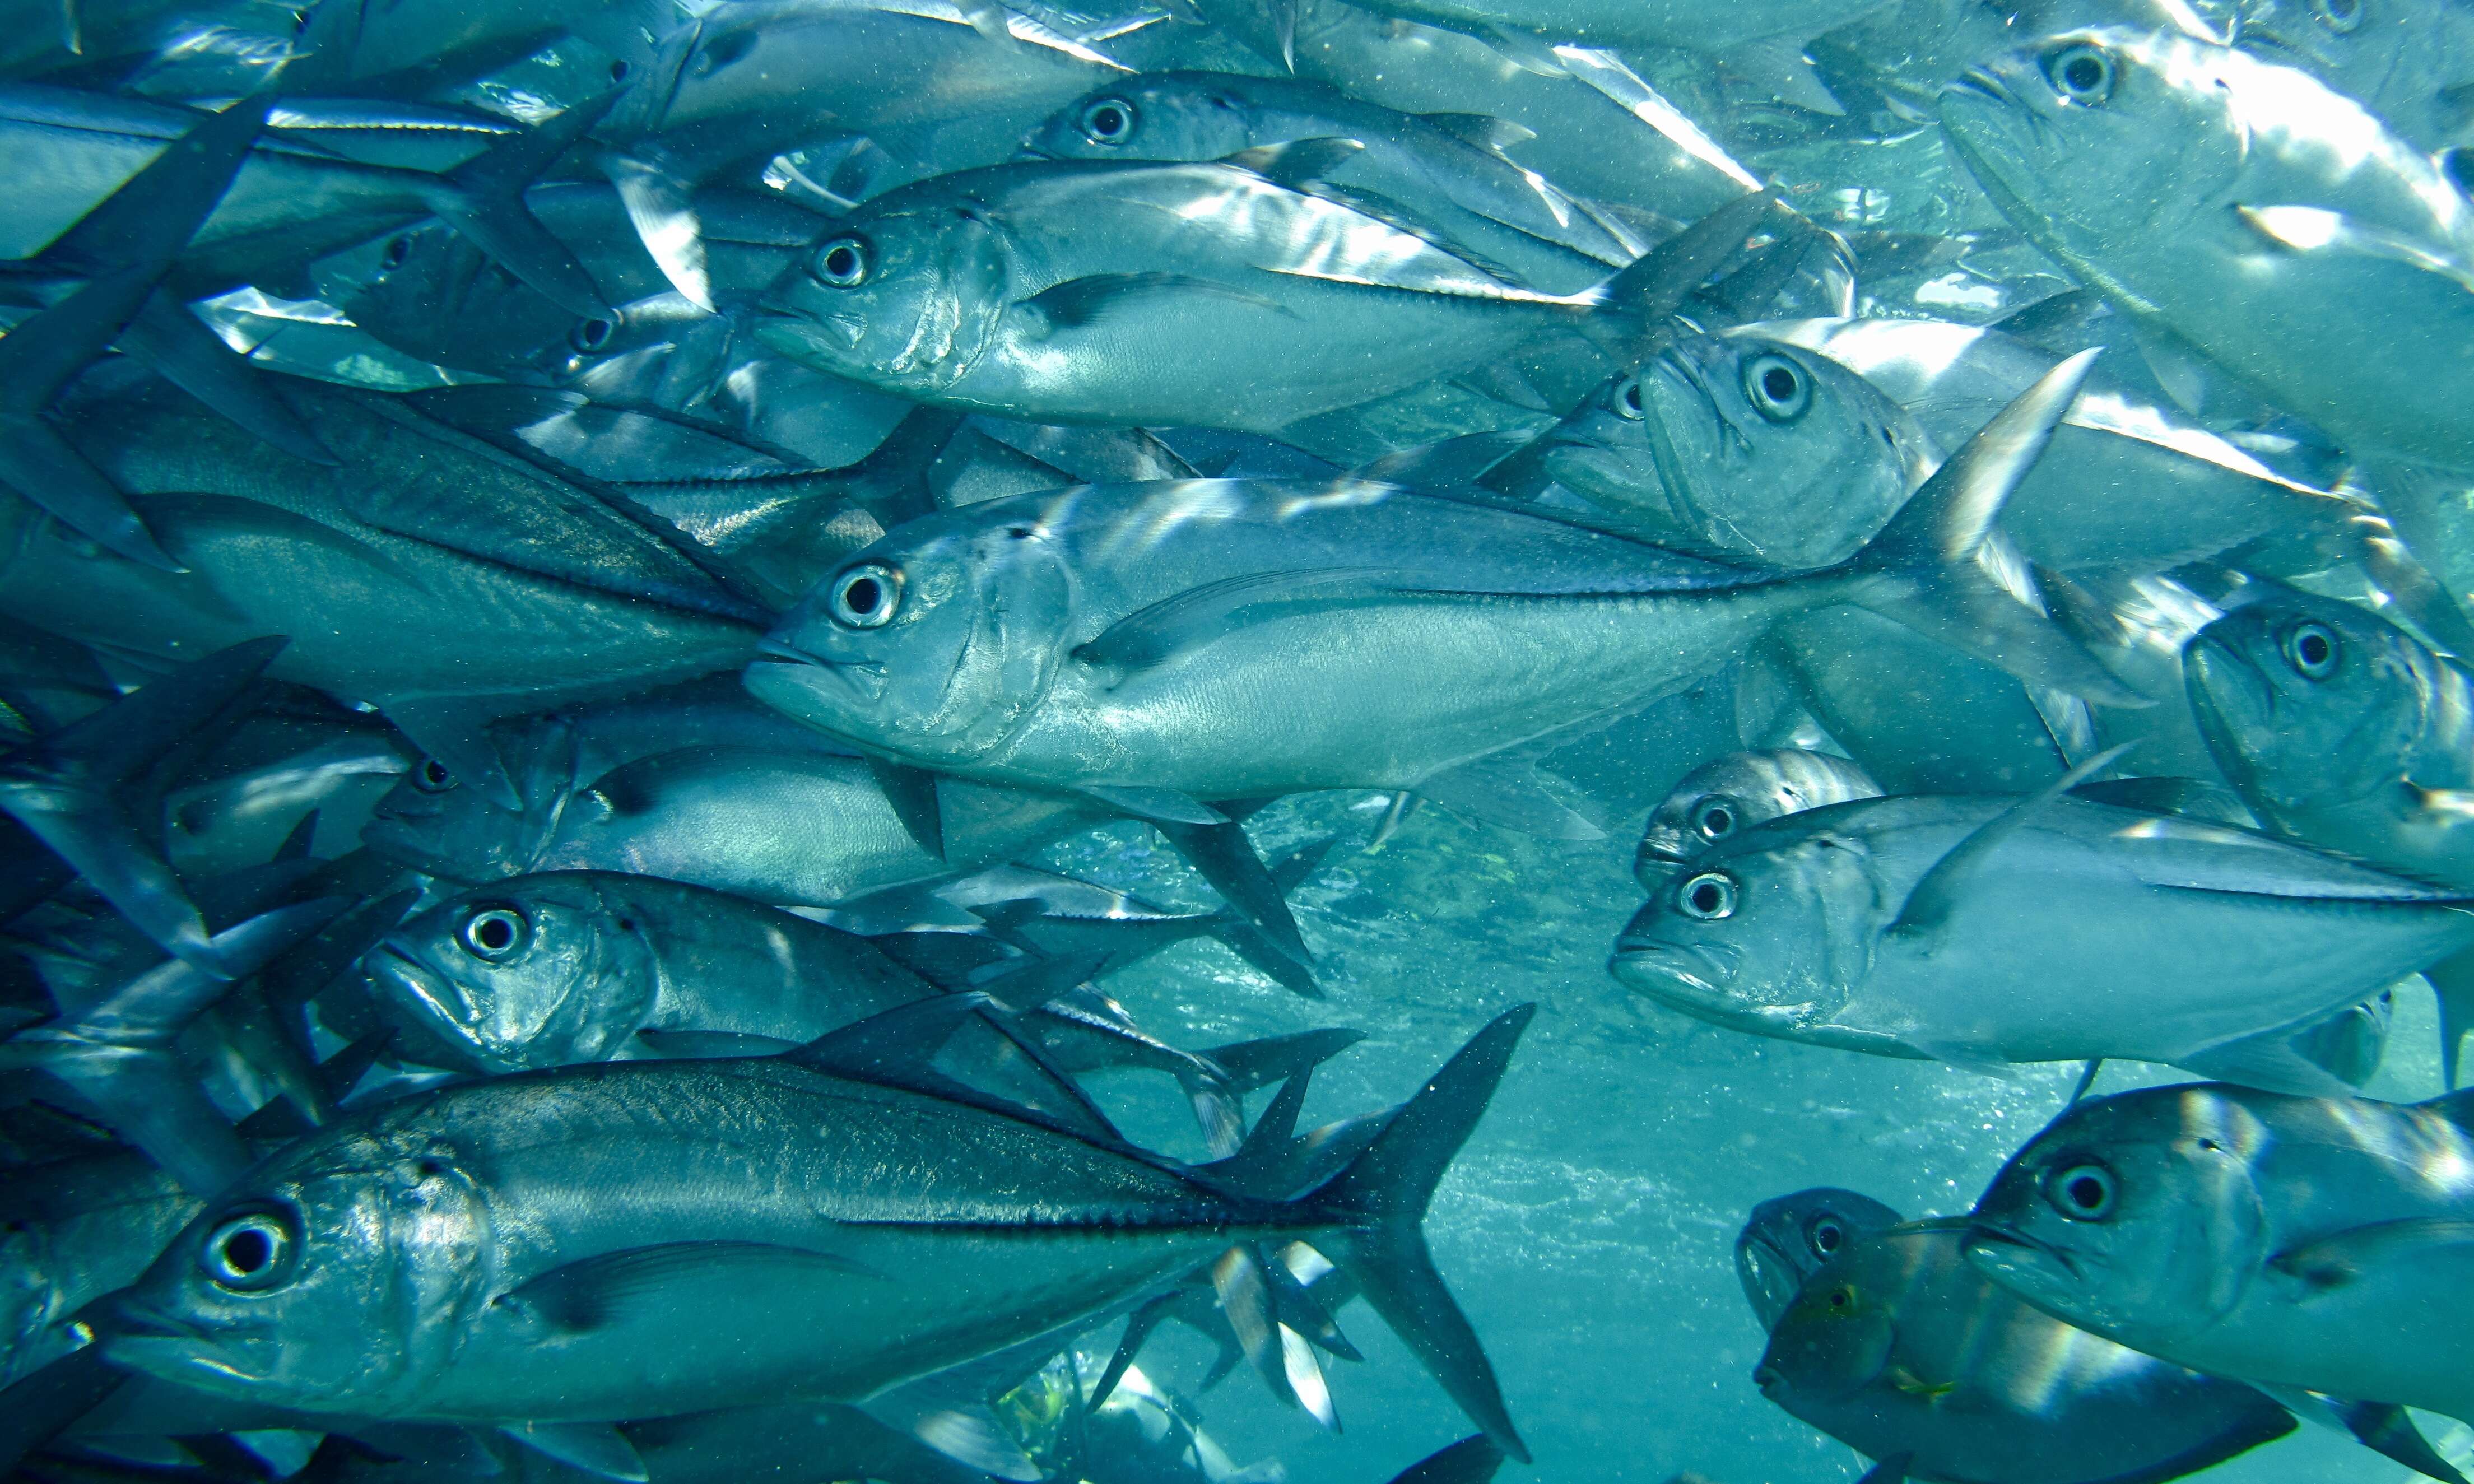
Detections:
1887,744,2133,939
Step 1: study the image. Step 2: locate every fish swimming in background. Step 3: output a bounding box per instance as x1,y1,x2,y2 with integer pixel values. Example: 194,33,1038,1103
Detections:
1636,748,1882,885
104,999,1540,1464
1966,1078,2474,1431
1747,1192,2299,1484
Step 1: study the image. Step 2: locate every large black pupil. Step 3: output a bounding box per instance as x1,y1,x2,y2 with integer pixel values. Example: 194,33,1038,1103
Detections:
1704,806,1732,834
1094,106,1124,134
844,576,882,614
2068,1175,2104,1209
2299,633,2330,667
1815,1223,1840,1252
1761,366,1797,402
422,761,448,786
1621,382,1641,411
2064,56,2103,92
477,916,513,950
827,247,857,278
225,1227,271,1273
1691,882,1722,913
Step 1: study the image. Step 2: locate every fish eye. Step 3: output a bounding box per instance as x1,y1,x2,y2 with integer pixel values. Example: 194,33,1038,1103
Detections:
1613,375,1647,420
812,236,872,288
830,562,903,628
610,58,632,82
1741,354,1810,423
1080,96,1137,145
458,905,531,962
569,317,615,353
2282,621,2338,678
2043,43,2116,105
1678,871,1738,920
199,1211,297,1292
2312,0,2364,32
1692,796,1740,840
2045,1161,2118,1220
412,757,456,794
1807,1215,1846,1257
1825,1285,1854,1310
381,236,411,271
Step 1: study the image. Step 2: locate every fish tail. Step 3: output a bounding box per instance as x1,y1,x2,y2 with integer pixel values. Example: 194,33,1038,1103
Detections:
1572,190,1784,359
1303,1003,1536,1463
417,94,619,319
1834,347,2147,708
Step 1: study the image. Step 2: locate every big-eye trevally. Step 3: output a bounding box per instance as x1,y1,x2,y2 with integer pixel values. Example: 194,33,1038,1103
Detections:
1742,317,2363,577
1611,774,2474,1092
104,999,1539,1463
1936,26,2474,480
753,141,1685,433
1540,326,1931,570
748,352,2128,832
1638,749,1883,885
361,868,1347,1155
0,371,762,793
1732,1185,1903,1331
1754,1209,2298,1484
1024,71,1648,294
1966,1079,2474,1428
2183,581,2474,1082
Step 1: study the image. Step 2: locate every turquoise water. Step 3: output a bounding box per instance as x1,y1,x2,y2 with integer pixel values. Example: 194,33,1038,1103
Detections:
5,1,2473,1481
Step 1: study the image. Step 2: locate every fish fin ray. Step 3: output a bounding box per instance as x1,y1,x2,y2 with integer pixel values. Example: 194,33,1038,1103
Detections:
1886,743,2134,938
497,1241,882,1334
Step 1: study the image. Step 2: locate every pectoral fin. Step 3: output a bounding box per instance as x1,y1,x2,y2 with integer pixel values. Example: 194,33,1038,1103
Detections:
1022,272,1297,333
501,1422,647,1484
2266,1218,2474,1296
2235,204,2474,295
498,1241,881,1335
1072,567,1399,674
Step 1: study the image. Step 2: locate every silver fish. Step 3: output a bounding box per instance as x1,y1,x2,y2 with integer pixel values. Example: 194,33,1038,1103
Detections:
753,144,1650,433
1637,748,1882,886
747,353,2126,831
104,999,1538,1465
1611,779,2474,1091
1757,1217,2295,1484
1024,70,1646,292
1542,327,1932,570
1731,1185,1902,1331
1937,27,2474,495
1965,1080,2474,1427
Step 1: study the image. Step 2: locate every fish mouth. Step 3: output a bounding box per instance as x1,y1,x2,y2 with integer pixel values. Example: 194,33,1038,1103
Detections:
1961,1220,2081,1281
1944,66,2022,111
1607,940,1738,1000
366,945,481,1039
2184,638,2276,729
104,1298,203,1342
752,309,864,357
748,640,887,704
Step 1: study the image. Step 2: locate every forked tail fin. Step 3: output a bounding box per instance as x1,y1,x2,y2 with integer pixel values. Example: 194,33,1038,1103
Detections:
1304,1003,1536,1462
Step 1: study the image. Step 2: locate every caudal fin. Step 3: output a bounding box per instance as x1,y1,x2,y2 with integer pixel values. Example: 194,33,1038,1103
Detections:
1839,348,2147,707
1306,1003,1536,1462
421,95,617,318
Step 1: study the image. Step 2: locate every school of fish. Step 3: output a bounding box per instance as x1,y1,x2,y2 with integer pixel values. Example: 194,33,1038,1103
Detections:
5,0,2474,1481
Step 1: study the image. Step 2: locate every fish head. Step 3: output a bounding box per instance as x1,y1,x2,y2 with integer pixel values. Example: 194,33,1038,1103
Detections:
106,1127,494,1412
756,202,1012,397
1963,1085,2270,1346
1026,75,1257,162
1638,750,1885,881
2184,589,2433,813
364,875,658,1074
1611,825,1881,1038
1938,28,2247,258
1622,329,1924,571
361,722,579,883
1753,1253,1899,1405
0,1222,59,1387
748,508,1078,764
1734,1187,1906,1331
